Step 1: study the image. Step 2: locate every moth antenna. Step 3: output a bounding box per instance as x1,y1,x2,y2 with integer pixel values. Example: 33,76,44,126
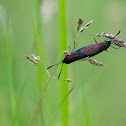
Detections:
47,62,62,70
115,31,120,37
112,31,120,39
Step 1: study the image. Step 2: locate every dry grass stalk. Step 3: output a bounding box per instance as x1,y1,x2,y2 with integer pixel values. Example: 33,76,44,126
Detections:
25,55,38,66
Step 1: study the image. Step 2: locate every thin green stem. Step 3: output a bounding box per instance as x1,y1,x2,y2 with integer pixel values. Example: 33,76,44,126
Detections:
28,63,59,126
51,81,79,121
32,0,45,125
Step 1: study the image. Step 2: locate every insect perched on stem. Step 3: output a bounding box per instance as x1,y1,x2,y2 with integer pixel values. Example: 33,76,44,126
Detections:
26,19,126,82
47,31,121,79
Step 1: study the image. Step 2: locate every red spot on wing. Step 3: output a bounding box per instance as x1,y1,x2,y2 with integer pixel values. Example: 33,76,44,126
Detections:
93,44,95,46
92,47,94,51
94,51,98,54
98,42,103,46
67,55,72,59
74,52,78,57
87,46,90,50
85,49,88,54
80,49,82,52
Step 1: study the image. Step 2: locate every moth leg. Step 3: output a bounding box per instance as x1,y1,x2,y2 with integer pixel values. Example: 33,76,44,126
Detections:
71,40,75,53
94,38,99,43
103,35,106,41
68,46,71,54
104,49,108,52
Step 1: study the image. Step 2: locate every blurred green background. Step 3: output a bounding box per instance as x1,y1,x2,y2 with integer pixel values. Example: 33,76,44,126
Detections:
0,0,126,126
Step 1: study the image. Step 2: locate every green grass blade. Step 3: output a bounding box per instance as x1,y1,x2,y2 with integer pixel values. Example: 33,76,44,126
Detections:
58,0,69,125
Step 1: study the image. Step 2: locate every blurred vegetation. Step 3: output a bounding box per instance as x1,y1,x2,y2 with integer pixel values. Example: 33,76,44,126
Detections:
0,0,126,126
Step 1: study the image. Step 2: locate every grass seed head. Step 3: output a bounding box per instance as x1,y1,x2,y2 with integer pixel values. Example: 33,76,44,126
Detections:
80,20,93,32
122,43,126,47
112,39,126,47
89,32,117,39
81,58,104,66
88,59,104,66
85,20,93,27
62,78,72,82
63,51,69,55
103,33,115,39
31,54,40,60
66,79,72,82
89,59,104,66
77,18,83,31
